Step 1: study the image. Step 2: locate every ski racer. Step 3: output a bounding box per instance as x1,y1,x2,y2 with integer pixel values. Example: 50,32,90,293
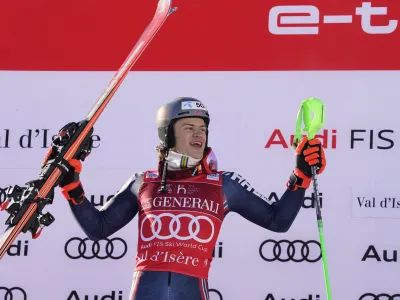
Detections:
45,97,326,299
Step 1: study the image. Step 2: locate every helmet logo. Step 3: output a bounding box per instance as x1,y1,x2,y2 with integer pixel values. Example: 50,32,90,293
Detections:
181,101,207,111
182,102,193,109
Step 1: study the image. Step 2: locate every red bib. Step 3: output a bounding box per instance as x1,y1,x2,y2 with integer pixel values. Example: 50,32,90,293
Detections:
134,170,225,279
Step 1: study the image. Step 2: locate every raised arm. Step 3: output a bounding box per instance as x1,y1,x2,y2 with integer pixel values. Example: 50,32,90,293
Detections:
222,172,305,232
221,136,326,232
67,173,143,241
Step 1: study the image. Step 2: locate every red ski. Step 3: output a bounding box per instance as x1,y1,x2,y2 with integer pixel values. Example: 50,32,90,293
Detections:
0,0,177,261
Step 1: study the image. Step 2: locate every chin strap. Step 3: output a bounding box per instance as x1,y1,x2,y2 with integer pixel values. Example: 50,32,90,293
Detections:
158,135,170,193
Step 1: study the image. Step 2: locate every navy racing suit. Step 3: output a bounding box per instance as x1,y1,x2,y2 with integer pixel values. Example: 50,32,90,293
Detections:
67,169,305,300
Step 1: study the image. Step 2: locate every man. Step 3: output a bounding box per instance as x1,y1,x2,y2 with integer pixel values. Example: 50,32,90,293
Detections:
51,97,326,299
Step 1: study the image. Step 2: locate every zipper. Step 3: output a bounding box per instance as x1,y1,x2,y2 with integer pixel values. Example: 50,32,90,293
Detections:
168,271,171,286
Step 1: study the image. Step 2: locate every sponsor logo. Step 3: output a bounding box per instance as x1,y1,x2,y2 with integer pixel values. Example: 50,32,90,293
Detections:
265,294,320,300
182,101,208,111
138,240,222,261
302,192,322,209
64,237,128,260
147,185,320,210
212,241,223,258
264,129,337,149
177,184,187,194
140,213,214,243
224,175,321,209
350,129,394,149
0,287,27,300
222,172,272,203
207,174,220,181
89,194,115,207
141,197,220,214
267,191,322,209
67,290,123,300
265,128,395,150
259,239,321,263
146,172,158,179
359,294,400,300
157,184,173,194
176,184,201,195
209,289,223,300
6,240,29,257
352,196,400,219
362,245,397,262
268,2,398,35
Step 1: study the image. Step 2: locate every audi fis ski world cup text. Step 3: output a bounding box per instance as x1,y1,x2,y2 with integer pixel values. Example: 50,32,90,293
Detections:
264,128,396,150
268,2,398,35
5,240,29,257
265,129,337,149
67,290,123,300
89,194,116,207
260,191,323,209
265,293,320,300
362,245,399,263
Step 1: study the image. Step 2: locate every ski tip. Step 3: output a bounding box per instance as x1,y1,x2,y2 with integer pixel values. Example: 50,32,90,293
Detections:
32,228,43,239
169,7,178,16
0,200,10,211
3,225,12,234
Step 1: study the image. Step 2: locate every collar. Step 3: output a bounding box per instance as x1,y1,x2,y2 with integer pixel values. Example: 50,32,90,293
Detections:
166,151,201,170
158,147,218,180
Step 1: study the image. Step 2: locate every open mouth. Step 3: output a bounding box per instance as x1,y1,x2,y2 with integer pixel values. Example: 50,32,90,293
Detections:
189,141,203,148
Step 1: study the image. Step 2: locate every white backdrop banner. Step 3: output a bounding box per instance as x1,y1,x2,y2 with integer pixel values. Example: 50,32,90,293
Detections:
1,71,399,300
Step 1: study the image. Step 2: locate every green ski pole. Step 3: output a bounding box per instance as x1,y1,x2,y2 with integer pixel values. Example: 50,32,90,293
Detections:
292,98,332,300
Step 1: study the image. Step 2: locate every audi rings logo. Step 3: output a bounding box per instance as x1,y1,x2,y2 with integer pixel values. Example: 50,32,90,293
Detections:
359,293,400,300
209,289,223,300
140,213,214,243
259,239,321,263
65,237,127,260
0,287,27,300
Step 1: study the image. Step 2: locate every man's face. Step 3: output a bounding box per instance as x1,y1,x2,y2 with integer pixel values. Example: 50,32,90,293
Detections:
173,117,207,159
